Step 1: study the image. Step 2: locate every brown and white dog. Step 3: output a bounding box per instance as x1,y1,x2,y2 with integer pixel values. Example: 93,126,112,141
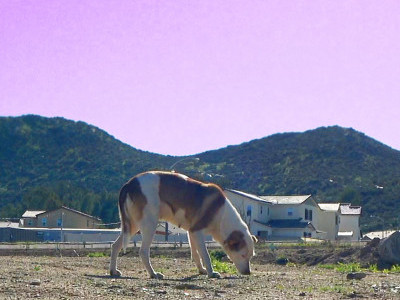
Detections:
109,171,256,279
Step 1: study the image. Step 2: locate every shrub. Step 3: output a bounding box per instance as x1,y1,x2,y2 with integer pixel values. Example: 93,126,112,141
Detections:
87,252,108,258
276,256,289,265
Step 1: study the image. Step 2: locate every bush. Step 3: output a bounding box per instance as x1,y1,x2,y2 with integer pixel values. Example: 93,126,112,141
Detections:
87,252,108,258
276,256,289,265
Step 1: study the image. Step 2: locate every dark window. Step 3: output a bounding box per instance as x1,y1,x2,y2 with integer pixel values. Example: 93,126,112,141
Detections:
247,205,252,217
309,210,313,221
287,208,293,216
305,209,308,220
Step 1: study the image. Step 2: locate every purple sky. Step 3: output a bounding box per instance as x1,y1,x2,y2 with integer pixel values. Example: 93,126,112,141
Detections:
1,1,399,155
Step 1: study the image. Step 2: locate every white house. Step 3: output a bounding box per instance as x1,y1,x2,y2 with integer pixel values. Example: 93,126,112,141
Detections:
225,189,325,241
225,189,362,242
338,204,362,241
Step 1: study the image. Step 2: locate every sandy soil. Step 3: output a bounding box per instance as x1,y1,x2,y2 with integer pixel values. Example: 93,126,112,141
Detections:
1,245,400,299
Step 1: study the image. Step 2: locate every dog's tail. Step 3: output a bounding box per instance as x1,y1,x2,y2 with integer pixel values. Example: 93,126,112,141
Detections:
118,184,132,253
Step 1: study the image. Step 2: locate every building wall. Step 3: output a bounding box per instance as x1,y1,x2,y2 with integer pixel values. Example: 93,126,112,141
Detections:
36,208,100,229
224,190,271,237
318,211,339,240
339,215,361,241
21,217,38,228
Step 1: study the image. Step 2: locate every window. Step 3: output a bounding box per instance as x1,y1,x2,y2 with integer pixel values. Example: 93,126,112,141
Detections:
287,208,293,216
305,209,313,221
28,220,33,226
259,205,263,215
42,218,47,227
246,205,252,217
57,218,63,227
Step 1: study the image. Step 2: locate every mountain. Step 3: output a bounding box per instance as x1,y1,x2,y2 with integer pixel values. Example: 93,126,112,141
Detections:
1,115,399,232
0,115,176,222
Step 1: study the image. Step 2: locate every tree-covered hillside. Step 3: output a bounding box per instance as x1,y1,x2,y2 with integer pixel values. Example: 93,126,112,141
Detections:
193,127,400,231
0,115,176,222
1,115,399,232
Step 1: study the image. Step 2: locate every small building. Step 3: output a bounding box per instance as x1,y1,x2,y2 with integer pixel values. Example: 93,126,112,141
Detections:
20,210,46,227
225,189,325,241
338,204,362,241
20,206,102,229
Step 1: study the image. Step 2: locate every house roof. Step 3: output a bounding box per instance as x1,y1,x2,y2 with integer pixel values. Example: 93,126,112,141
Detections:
319,203,340,211
254,218,316,230
338,231,354,237
225,189,272,204
22,211,46,218
259,195,311,205
340,204,362,215
0,221,19,228
226,189,314,206
36,206,101,221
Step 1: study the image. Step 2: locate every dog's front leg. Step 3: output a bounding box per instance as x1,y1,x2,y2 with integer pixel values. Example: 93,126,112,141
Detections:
188,232,207,275
189,230,220,278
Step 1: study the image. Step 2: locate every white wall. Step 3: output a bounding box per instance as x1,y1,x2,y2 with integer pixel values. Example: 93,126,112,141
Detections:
339,215,361,241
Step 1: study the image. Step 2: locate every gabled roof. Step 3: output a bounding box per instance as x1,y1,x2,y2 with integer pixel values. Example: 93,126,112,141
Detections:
22,211,46,218
254,218,316,230
36,206,101,221
340,204,362,215
319,203,340,211
259,195,311,205
225,189,273,204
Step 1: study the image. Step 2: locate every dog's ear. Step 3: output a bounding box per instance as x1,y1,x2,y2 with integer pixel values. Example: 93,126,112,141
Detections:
251,235,258,243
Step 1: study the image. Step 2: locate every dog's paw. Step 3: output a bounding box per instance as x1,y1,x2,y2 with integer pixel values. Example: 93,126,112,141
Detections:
110,269,122,277
208,271,221,279
150,272,165,280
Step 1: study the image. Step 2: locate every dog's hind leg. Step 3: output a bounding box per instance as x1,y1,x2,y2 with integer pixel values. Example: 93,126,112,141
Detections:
139,218,164,279
188,232,207,275
189,230,221,278
110,223,139,277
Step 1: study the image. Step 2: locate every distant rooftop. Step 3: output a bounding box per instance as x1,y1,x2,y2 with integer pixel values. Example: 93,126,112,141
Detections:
319,203,340,211
226,190,312,205
225,189,272,204
259,195,311,205
340,204,362,215
22,211,46,218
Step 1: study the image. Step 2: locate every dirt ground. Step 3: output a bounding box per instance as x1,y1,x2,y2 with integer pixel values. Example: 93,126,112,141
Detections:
1,244,400,299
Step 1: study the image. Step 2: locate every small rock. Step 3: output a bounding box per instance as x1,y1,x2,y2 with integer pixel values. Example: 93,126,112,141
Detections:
30,279,41,286
346,272,367,280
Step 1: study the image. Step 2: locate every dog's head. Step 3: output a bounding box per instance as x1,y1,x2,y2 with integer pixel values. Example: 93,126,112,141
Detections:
223,230,257,275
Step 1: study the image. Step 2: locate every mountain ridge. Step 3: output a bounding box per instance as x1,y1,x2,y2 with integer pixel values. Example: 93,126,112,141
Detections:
1,115,399,232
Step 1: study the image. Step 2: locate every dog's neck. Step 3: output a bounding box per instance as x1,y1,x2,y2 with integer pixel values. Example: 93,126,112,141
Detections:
212,199,247,244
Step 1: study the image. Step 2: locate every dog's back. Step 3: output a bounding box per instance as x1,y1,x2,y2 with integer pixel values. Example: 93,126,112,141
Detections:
118,171,226,249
